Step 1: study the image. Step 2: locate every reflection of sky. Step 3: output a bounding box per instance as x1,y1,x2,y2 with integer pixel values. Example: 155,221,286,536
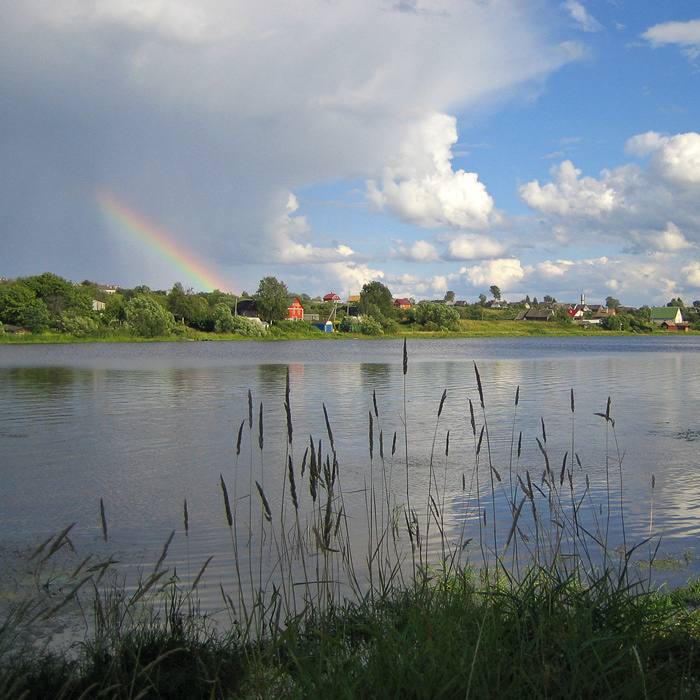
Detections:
0,337,699,606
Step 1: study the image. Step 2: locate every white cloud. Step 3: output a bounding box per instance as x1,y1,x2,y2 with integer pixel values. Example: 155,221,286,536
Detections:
366,113,495,229
536,259,575,277
461,258,526,289
265,191,364,264
336,244,356,257
445,233,506,260
518,132,700,262
393,239,440,262
562,1,602,33
625,131,666,157
643,19,700,60
322,261,385,298
682,261,700,288
519,160,619,217
643,223,694,253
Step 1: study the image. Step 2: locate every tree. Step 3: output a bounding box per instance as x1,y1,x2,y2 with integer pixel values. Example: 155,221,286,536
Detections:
359,281,394,318
489,285,501,300
601,314,623,331
167,282,190,322
605,296,621,309
478,294,487,306
667,297,685,308
0,283,51,332
255,276,290,323
124,296,176,337
543,295,556,304
23,272,91,324
444,290,455,303
555,308,573,325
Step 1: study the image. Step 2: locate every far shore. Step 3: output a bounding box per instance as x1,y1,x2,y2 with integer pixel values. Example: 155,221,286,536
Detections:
1,320,697,344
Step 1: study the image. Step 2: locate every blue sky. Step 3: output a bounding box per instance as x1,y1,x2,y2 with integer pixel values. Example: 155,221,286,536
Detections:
2,1,700,306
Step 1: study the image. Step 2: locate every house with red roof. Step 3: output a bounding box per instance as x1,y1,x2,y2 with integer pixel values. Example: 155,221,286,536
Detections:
286,298,304,321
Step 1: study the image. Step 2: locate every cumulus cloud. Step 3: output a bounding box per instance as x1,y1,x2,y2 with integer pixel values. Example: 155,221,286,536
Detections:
562,1,602,32
627,132,700,185
536,259,575,277
682,261,700,288
445,233,506,260
643,19,700,60
322,261,386,298
366,113,495,229
460,258,526,289
518,132,700,264
639,222,694,253
393,239,441,262
519,160,619,217
265,192,364,264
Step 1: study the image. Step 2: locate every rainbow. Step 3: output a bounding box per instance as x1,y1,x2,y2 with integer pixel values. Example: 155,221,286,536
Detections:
96,189,233,292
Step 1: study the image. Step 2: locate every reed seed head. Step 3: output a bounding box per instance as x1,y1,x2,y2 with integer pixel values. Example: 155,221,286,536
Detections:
438,389,447,418
473,362,484,408
99,498,108,543
220,475,233,527
258,402,264,450
255,481,272,522
236,420,244,457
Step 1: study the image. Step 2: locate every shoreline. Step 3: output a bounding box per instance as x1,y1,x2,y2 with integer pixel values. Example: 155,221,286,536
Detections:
1,323,695,344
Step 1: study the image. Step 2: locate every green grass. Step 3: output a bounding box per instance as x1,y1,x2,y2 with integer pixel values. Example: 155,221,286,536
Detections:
4,568,700,699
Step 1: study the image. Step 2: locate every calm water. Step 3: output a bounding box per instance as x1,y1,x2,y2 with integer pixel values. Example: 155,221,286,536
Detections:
1,336,700,603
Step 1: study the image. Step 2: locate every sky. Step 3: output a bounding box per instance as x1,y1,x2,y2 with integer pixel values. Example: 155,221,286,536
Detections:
3,0,700,306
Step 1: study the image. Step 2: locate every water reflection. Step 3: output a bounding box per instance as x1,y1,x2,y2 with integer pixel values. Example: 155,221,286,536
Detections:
0,337,699,607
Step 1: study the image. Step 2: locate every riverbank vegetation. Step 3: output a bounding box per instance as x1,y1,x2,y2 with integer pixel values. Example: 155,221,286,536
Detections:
1,272,699,342
3,349,700,698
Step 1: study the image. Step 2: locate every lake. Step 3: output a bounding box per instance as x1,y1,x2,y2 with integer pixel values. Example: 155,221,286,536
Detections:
1,336,700,611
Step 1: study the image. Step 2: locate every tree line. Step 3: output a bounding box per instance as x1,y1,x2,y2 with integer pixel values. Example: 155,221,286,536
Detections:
1,272,699,338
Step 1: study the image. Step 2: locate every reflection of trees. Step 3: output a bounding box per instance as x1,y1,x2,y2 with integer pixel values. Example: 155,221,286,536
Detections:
5,366,82,391
257,364,288,392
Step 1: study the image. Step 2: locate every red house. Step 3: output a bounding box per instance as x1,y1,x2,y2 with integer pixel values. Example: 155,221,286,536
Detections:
394,298,411,309
286,298,304,321
323,293,342,303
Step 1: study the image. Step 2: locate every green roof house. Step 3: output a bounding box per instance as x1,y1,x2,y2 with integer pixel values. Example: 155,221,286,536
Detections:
650,307,683,324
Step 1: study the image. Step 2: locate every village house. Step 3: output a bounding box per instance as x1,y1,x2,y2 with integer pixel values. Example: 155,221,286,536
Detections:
235,299,259,318
514,309,555,322
393,298,411,309
286,298,304,321
650,307,683,325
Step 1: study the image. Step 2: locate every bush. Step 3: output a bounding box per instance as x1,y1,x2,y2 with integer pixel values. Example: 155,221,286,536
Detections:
412,302,460,331
360,317,384,335
228,315,267,338
124,296,176,338
57,311,99,337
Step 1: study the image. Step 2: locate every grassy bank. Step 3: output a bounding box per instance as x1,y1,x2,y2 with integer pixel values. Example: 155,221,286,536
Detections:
4,558,700,699
3,347,700,698
0,319,677,343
